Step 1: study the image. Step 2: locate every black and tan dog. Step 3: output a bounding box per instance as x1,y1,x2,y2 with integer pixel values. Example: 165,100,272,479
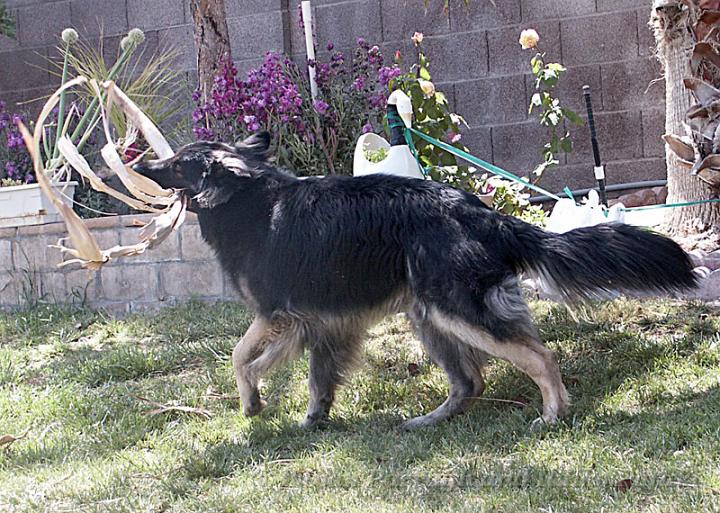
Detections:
133,133,696,430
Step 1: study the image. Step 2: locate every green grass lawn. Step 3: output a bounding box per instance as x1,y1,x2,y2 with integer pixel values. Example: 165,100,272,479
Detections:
0,299,719,512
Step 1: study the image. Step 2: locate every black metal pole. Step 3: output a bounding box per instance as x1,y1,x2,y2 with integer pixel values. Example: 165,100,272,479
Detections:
583,85,608,207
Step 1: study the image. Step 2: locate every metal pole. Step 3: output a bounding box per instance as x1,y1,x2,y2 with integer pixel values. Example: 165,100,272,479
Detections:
301,1,318,101
583,85,608,207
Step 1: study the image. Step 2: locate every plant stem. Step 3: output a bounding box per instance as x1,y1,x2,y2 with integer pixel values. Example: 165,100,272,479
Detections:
51,43,71,162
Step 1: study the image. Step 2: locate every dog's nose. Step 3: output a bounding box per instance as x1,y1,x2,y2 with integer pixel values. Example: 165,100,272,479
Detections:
132,162,146,174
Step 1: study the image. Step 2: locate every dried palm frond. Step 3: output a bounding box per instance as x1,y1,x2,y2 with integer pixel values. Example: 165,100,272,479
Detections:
17,76,186,270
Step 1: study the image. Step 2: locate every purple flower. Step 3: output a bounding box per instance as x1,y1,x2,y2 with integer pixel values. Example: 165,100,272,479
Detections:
326,42,334,51
362,122,374,134
378,66,402,87
353,75,366,91
313,99,330,116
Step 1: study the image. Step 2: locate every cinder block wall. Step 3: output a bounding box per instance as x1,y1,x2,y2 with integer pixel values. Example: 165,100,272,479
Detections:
1,0,662,190
0,213,237,314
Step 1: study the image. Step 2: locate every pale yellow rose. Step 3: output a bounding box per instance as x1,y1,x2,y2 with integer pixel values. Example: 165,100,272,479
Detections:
419,79,435,98
411,31,424,46
519,29,540,50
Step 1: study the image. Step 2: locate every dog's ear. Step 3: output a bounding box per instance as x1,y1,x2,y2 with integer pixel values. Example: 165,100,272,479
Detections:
193,160,243,209
236,131,272,161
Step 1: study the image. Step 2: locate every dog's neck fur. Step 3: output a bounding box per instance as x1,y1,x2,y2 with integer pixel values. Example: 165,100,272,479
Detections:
195,167,296,296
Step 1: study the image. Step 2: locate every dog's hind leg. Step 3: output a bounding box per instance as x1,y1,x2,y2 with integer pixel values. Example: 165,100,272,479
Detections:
232,314,303,417
401,309,488,431
429,308,569,430
302,328,364,429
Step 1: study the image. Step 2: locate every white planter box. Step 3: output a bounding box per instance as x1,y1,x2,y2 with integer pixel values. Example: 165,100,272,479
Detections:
0,182,78,228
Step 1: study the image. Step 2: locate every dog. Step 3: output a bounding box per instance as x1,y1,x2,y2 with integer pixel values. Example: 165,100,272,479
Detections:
133,132,697,430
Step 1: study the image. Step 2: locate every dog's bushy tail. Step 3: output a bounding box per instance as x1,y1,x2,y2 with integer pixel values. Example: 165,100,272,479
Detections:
505,220,697,302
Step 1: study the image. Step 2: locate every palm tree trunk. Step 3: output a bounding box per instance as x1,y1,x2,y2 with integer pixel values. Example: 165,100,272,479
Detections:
652,1,720,238
190,0,232,104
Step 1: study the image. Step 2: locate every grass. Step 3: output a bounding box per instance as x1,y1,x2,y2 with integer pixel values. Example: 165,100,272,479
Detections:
0,298,719,512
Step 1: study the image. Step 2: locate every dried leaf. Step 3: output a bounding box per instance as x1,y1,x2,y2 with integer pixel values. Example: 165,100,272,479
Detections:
663,133,696,161
699,9,720,25
691,153,720,186
100,143,174,206
700,0,720,10
0,429,29,449
102,80,174,159
692,42,720,73
58,136,160,213
17,122,106,269
131,394,212,419
685,77,720,105
615,478,634,493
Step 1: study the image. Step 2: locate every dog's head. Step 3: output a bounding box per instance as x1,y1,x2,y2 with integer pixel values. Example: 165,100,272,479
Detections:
132,132,272,209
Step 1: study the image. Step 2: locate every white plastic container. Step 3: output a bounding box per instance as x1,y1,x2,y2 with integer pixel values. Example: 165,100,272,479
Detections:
353,133,424,179
0,181,77,228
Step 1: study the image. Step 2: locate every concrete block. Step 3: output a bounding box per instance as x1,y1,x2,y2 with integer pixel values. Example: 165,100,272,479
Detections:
0,240,12,271
423,32,488,82
540,162,599,192
455,75,526,127
37,271,67,301
16,1,71,45
381,0,449,42
0,48,50,91
491,121,549,176
460,126,493,163
487,21,560,76
601,58,664,111
227,11,285,59
521,0,594,21
226,0,283,18
128,0,183,31
65,268,100,303
158,24,195,71
541,64,602,114
0,31,20,53
119,227,181,263
160,260,223,298
638,8,656,57
568,110,642,165
0,272,20,307
99,264,160,301
180,224,214,261
450,0,520,32
604,158,666,185
642,108,665,159
561,11,639,66
314,0,382,50
597,0,653,12
70,0,128,37
13,235,63,271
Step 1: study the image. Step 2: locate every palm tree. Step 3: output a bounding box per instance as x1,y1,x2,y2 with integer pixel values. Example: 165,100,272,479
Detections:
652,0,720,246
190,0,232,104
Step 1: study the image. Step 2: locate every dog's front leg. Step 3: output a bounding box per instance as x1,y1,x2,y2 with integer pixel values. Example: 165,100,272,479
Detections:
232,316,270,417
233,314,304,418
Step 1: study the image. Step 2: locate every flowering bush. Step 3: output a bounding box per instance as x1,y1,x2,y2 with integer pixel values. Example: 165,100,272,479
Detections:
0,101,33,186
193,39,389,176
522,28,582,182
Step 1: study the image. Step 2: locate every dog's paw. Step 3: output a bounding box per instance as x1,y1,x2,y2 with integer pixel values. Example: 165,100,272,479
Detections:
300,413,329,430
399,415,435,431
529,414,558,432
243,398,267,417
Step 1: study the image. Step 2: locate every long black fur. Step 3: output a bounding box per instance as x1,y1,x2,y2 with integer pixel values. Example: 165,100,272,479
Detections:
133,133,697,427
134,133,696,342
